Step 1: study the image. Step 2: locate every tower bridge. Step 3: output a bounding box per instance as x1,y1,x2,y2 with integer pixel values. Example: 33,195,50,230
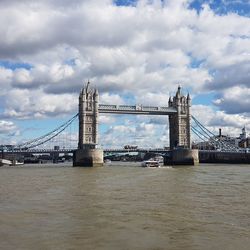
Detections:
0,83,198,166
74,82,197,166
2,81,249,166
78,84,191,150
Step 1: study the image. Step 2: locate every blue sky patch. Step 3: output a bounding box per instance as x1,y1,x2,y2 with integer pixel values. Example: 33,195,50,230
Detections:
193,92,216,106
189,0,250,16
0,60,33,70
64,58,77,66
15,117,78,145
114,0,136,6
114,0,250,16
190,57,206,68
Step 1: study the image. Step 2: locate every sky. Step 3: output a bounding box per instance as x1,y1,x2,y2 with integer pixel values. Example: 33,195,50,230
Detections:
0,0,250,148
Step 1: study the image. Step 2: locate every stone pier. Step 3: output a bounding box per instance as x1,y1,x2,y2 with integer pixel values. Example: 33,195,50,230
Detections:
73,147,103,167
164,148,199,166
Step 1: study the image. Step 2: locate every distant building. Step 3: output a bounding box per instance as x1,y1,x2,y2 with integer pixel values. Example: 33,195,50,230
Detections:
239,127,247,140
238,127,250,148
192,127,249,151
192,141,215,150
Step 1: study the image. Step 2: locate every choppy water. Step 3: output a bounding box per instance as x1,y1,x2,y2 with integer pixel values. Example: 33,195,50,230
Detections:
0,162,250,250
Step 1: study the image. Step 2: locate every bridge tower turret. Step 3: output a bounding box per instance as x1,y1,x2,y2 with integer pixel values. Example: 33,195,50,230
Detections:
168,86,191,149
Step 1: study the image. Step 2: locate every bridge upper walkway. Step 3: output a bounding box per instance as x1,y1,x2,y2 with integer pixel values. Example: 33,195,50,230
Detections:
98,104,177,115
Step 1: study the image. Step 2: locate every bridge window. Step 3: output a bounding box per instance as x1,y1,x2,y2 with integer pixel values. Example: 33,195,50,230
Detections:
87,103,92,110
86,136,92,143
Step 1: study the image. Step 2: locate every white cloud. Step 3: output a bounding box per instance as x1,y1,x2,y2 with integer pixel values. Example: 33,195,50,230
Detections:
99,115,116,124
0,67,12,95
213,86,250,114
192,104,250,140
100,93,125,104
0,1,248,97
0,0,249,146
13,68,33,87
100,121,167,148
0,120,17,134
136,92,170,106
3,89,78,119
49,63,74,82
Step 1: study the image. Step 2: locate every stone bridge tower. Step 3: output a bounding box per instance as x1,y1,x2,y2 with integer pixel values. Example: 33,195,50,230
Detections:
168,86,191,150
78,81,99,149
73,81,103,167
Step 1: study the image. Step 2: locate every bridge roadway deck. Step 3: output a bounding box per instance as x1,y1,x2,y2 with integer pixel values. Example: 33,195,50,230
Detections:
98,104,177,115
5,148,169,154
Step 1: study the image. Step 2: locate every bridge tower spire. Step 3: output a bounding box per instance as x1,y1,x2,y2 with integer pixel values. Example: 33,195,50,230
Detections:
168,86,191,149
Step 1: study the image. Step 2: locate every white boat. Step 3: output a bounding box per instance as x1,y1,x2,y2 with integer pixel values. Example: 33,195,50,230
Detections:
141,159,160,168
0,159,12,166
15,161,24,165
154,155,164,164
104,159,112,164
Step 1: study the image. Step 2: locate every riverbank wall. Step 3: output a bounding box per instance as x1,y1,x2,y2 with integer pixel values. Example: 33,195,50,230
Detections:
199,150,250,164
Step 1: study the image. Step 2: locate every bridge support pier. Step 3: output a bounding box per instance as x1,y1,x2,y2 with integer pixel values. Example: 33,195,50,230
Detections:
73,148,103,167
164,148,199,166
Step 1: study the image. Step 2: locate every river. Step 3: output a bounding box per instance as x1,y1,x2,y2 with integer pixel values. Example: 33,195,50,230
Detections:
0,162,249,250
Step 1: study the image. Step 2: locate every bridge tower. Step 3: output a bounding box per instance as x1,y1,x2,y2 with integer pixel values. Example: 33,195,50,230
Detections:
78,82,99,149
73,81,103,167
168,86,191,149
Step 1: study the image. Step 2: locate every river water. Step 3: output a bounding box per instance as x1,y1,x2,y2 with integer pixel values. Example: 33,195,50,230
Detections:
0,162,249,250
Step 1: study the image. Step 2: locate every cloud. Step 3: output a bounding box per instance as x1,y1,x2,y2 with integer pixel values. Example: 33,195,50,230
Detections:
0,119,21,145
99,115,116,124
1,1,248,97
213,86,250,114
12,68,33,87
0,67,13,95
100,121,167,148
192,104,250,139
206,62,250,90
100,93,125,104
0,120,18,135
3,89,78,119
0,0,249,147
